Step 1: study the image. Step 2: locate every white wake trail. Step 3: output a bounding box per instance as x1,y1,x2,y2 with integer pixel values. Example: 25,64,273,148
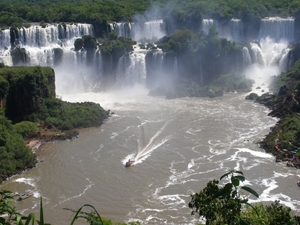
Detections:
124,121,172,165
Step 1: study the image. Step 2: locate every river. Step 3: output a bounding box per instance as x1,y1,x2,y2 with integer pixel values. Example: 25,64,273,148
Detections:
1,85,300,224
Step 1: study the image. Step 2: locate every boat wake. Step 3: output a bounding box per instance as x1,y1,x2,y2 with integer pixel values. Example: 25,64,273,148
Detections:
123,121,172,166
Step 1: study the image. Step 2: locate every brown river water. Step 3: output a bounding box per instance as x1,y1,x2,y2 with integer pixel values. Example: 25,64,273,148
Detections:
1,86,300,224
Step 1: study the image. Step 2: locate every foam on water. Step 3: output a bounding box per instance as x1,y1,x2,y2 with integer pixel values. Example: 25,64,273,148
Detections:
15,178,36,187
55,178,94,206
236,148,273,158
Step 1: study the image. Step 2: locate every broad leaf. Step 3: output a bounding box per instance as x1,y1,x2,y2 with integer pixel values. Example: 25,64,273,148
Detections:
220,171,232,180
234,175,245,182
234,170,244,175
231,177,240,186
241,186,259,198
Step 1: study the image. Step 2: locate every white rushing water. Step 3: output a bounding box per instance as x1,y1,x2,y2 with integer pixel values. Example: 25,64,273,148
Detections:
0,18,294,94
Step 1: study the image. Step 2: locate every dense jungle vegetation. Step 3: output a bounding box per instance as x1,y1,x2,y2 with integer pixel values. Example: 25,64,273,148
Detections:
0,0,300,34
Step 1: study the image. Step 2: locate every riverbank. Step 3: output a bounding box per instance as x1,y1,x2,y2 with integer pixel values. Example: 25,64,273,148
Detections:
248,59,300,169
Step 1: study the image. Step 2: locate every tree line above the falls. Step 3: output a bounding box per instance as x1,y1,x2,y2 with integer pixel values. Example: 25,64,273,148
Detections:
0,0,300,38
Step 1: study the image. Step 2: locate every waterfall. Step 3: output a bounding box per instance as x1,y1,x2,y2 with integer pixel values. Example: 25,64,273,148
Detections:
126,52,146,84
249,43,265,66
25,47,55,66
0,23,97,93
228,19,244,41
202,17,295,43
0,29,12,65
18,24,59,47
258,17,294,43
132,19,166,42
278,48,291,72
112,19,166,42
2,23,94,66
0,17,297,94
112,22,132,39
115,45,147,87
20,23,95,47
149,51,164,86
0,29,11,51
247,38,290,69
216,19,244,41
94,49,103,78
174,57,178,76
243,38,290,93
201,18,244,41
243,47,252,68
152,51,164,78
241,18,294,90
201,19,215,34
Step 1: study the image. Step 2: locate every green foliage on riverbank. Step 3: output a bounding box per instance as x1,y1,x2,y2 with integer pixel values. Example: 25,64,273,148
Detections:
262,113,300,152
37,98,109,131
0,111,36,184
0,66,109,183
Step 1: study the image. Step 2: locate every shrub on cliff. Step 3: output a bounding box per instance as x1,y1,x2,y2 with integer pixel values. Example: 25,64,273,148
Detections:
13,121,39,139
36,98,109,131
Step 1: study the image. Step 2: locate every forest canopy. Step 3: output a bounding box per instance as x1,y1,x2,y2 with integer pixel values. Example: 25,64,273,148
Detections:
0,0,299,28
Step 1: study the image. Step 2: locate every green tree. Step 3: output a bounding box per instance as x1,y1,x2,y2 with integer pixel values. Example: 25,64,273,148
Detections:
0,76,9,99
13,121,39,139
189,170,259,225
242,201,300,225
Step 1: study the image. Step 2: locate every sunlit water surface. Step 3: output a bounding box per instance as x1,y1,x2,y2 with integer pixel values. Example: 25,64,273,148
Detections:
1,86,300,224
